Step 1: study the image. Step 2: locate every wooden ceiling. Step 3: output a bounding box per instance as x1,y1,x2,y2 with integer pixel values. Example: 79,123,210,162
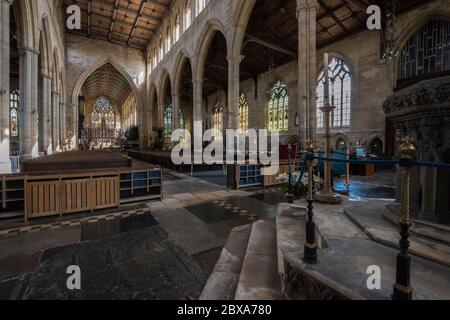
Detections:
64,0,172,50
238,0,431,83
81,63,133,107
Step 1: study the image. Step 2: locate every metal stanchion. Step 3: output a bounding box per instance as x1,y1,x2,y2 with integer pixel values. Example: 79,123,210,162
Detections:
287,145,294,204
392,136,417,300
345,147,351,192
303,141,318,264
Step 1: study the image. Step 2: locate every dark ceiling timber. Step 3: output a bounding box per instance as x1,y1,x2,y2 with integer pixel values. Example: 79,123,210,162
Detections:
64,0,172,50
81,63,133,108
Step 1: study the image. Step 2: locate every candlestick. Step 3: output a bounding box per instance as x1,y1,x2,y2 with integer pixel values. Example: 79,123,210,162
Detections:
324,53,329,105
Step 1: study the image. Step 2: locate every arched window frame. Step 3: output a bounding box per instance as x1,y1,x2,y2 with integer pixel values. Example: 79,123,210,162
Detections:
316,57,351,129
91,96,115,129
239,92,249,132
185,1,192,31
398,19,450,82
10,89,19,137
164,104,173,138
267,80,289,132
174,14,181,43
165,27,171,54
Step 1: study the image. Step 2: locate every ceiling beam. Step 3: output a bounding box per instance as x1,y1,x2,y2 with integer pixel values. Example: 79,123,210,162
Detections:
128,0,147,46
318,0,350,33
109,0,120,41
87,0,92,37
244,34,296,58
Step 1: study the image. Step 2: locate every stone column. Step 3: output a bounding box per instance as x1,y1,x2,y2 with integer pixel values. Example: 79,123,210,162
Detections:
227,56,241,130
172,93,180,131
19,46,40,160
51,91,60,152
192,80,203,163
41,74,52,154
297,0,319,147
0,0,12,172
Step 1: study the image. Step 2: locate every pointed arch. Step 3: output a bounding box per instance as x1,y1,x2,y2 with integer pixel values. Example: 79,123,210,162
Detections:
158,68,172,106
173,50,192,95
71,58,143,116
194,19,227,83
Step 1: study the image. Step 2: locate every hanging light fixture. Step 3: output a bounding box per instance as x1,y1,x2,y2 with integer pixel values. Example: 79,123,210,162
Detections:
382,0,399,61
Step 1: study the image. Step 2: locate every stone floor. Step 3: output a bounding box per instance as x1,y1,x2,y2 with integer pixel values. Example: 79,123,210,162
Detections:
0,168,448,300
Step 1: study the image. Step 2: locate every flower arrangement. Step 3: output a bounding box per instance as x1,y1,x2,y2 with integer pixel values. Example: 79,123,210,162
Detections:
276,172,309,199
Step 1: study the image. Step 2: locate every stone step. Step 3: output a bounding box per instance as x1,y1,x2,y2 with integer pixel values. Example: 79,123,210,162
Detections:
235,219,284,300
383,206,450,246
199,224,252,300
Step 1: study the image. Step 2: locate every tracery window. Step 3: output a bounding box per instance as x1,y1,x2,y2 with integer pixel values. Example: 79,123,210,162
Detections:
316,58,351,129
165,27,171,53
398,19,450,81
174,15,181,43
267,80,289,132
164,104,173,138
10,89,19,137
179,110,185,129
239,93,249,132
91,96,115,129
213,101,224,139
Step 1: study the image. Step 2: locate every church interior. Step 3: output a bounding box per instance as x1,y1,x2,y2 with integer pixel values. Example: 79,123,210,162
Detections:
0,0,449,301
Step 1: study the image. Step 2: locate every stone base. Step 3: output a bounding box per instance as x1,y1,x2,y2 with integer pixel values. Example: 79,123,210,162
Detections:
314,191,342,204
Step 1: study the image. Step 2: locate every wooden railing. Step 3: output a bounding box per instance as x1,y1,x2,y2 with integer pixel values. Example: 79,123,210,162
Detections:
0,167,162,221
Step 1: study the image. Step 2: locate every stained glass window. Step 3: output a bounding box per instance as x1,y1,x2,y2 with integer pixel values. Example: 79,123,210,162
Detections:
213,101,224,139
239,93,249,132
164,104,173,138
179,110,185,129
10,89,19,137
398,19,450,81
267,80,289,132
91,96,115,129
316,58,351,129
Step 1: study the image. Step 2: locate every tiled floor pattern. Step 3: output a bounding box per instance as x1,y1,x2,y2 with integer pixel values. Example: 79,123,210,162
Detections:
0,208,152,239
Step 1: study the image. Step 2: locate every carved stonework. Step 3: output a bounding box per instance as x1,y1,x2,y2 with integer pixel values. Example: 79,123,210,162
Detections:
284,263,349,300
383,76,450,162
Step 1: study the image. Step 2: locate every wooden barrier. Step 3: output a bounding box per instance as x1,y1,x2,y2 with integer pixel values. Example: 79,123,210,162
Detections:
0,167,162,221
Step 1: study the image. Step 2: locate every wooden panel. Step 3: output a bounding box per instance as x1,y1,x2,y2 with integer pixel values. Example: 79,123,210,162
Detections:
91,176,119,210
25,181,60,219
61,179,91,214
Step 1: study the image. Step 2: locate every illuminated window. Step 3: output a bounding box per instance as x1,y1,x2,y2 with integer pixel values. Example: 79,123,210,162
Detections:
159,37,163,62
316,58,351,129
213,101,224,139
165,27,171,53
174,15,180,42
267,80,289,132
91,96,115,129
197,0,206,14
179,110,185,129
10,89,19,137
399,19,450,81
185,1,192,30
164,104,173,138
239,93,249,132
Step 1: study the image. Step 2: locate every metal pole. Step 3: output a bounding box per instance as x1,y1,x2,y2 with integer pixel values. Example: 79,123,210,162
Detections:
392,136,417,300
287,144,294,204
303,140,318,264
345,147,351,192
